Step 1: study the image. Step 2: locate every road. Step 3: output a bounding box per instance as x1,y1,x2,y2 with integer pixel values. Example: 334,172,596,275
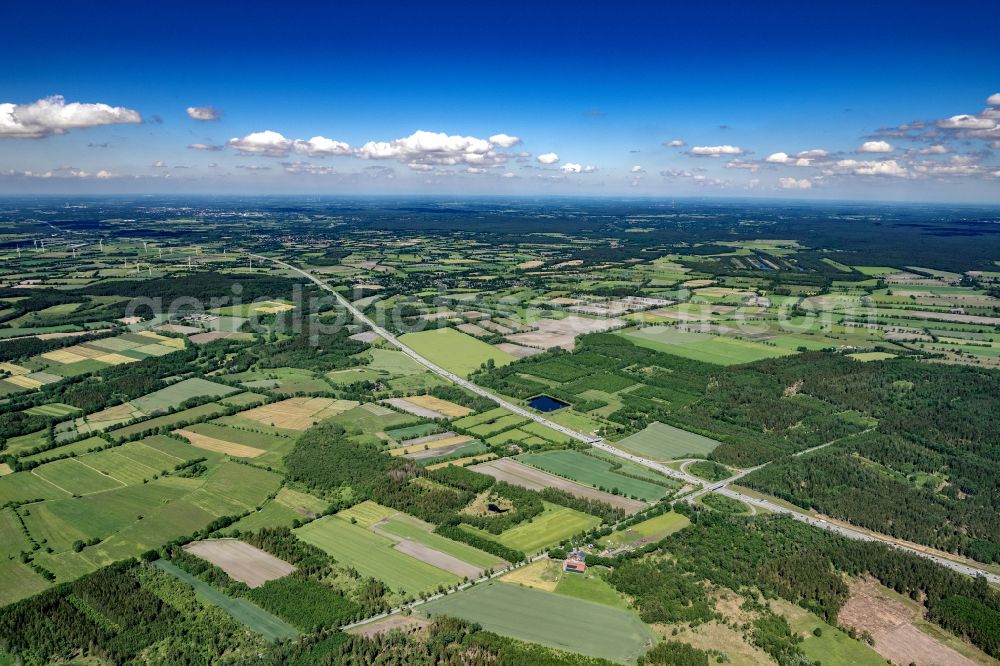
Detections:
253,252,999,584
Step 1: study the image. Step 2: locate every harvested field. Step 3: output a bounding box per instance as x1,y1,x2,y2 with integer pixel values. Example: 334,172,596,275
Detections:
383,397,446,419
838,577,977,666
506,315,624,351
393,540,482,579
348,615,429,638
174,429,266,457
471,458,647,513
426,453,497,470
391,434,475,457
404,394,472,417
457,322,490,337
396,431,454,448
239,397,358,430
184,538,295,588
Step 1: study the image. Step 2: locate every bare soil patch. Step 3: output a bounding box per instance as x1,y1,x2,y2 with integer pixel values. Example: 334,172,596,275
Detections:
839,577,976,666
392,540,483,579
183,538,295,588
471,458,647,513
348,615,429,638
506,315,625,351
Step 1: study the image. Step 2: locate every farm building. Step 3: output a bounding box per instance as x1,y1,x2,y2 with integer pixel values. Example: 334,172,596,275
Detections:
563,559,587,574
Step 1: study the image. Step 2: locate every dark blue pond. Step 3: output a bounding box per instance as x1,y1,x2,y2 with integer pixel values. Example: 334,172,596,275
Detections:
528,395,569,412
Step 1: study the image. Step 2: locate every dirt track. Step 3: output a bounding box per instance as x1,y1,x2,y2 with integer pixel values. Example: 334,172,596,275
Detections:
471,458,647,514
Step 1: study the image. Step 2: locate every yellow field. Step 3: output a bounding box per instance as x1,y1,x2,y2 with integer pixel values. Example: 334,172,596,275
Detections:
390,434,474,456
95,353,137,365
239,397,359,430
258,303,295,314
0,362,30,376
0,463,12,476
426,453,497,470
74,403,144,432
405,395,472,417
174,429,266,457
40,349,88,364
501,558,562,591
5,375,43,389
136,330,186,348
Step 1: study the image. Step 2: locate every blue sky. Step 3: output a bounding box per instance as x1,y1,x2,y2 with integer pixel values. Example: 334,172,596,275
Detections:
2,0,999,201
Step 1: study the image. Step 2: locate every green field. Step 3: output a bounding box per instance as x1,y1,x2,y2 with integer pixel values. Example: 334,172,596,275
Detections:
108,401,230,439
599,511,690,549
777,599,886,665
24,402,80,418
0,561,51,607
515,450,671,501
230,487,328,532
619,326,792,365
399,328,515,377
554,565,629,609
296,515,459,596
613,421,720,460
130,377,239,413
462,502,601,554
154,560,298,641
417,581,654,663
379,513,506,569
14,461,281,582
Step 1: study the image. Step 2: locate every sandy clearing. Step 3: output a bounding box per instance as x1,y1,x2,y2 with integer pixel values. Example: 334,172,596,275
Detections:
174,429,266,458
348,615,429,637
392,539,483,579
471,458,647,514
184,539,295,588
839,577,976,666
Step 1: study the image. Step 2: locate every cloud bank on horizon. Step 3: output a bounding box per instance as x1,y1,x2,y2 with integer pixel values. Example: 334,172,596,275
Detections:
0,1,998,201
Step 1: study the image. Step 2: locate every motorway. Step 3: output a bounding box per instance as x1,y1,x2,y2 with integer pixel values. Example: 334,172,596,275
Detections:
253,252,1000,585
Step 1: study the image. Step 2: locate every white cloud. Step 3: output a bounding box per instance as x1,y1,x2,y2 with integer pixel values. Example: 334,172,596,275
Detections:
989,93,1000,106
466,167,487,174
488,133,521,148
188,143,223,151
151,160,166,168
560,163,582,174
186,106,221,121
0,95,142,139
937,114,997,130
583,165,596,173
537,152,559,164
725,159,759,171
797,149,829,159
915,144,949,155
281,162,338,176
629,165,644,173
859,140,893,153
779,177,812,189
292,136,352,157
766,152,791,164
836,158,908,177
356,130,503,166
664,139,686,147
688,145,744,157
227,130,293,156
